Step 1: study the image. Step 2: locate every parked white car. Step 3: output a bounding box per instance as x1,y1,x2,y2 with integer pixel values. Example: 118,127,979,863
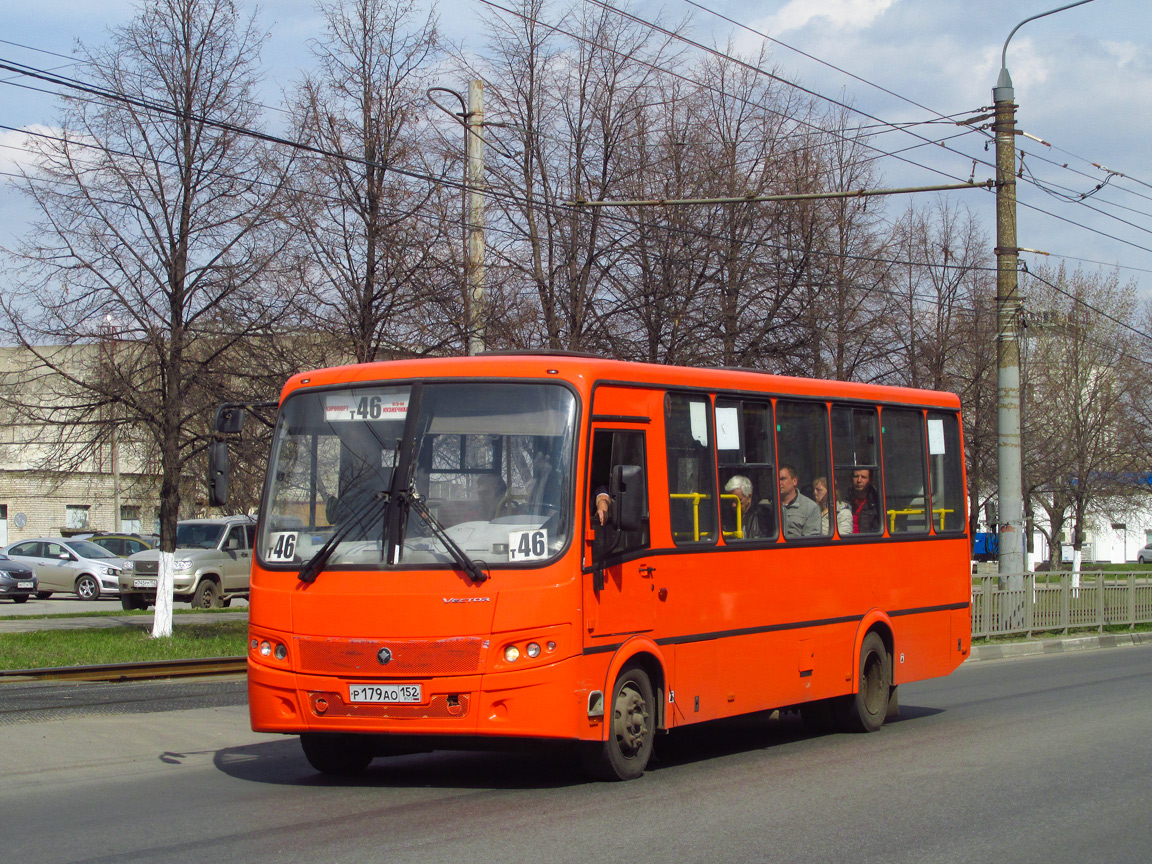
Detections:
1,537,130,600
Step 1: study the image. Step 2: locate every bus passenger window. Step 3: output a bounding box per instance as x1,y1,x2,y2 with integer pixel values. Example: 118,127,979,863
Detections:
881,409,928,535
775,401,830,538
716,399,776,542
665,393,718,544
832,406,882,535
927,412,965,532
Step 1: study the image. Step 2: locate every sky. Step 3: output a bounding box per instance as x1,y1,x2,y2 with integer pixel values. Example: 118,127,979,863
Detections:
2,0,1151,300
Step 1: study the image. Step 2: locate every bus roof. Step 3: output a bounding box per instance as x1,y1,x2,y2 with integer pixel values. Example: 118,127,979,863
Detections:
281,353,961,410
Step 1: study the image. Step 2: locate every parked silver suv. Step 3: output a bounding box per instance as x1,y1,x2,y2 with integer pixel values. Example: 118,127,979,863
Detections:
119,516,257,609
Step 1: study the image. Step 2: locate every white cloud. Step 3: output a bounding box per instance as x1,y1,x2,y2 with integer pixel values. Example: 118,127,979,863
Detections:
755,0,898,35
0,125,59,178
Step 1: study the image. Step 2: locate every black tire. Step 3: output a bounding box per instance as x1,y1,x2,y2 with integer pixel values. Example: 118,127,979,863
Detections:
582,664,655,781
192,579,222,609
838,631,891,733
12,595,28,604
36,591,52,600
121,593,146,611
300,733,374,776
75,574,101,601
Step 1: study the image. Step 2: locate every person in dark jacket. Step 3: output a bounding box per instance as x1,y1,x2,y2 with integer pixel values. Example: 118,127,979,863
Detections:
850,468,881,534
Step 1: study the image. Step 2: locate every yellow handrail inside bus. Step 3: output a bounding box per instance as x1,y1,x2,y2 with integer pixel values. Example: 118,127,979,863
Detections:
669,492,717,541
720,493,743,539
887,507,955,533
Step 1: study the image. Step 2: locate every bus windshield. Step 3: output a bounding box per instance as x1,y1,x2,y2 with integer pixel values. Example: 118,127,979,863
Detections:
260,381,578,570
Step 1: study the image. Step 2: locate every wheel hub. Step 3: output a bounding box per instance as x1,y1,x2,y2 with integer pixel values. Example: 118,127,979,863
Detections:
613,685,650,755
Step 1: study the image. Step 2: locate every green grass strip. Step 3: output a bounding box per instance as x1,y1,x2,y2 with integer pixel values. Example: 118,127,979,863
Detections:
0,621,249,670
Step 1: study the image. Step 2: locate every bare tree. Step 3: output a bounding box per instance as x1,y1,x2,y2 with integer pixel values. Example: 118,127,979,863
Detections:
1021,265,1151,571
474,0,681,352
288,0,458,363
0,0,292,634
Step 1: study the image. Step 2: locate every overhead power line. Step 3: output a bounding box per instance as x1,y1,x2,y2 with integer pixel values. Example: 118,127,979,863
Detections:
567,180,993,208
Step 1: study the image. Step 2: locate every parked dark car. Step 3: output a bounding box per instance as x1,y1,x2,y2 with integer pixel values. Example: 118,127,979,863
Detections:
0,552,37,603
74,532,155,558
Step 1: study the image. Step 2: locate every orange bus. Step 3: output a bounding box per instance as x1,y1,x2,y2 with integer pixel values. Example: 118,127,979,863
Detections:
215,353,971,780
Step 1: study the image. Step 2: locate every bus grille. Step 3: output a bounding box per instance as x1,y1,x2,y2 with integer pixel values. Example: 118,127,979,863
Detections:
294,635,484,676
308,692,470,720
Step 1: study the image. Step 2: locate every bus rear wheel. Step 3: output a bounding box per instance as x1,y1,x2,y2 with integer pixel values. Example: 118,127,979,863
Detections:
838,631,891,733
300,733,374,776
582,664,655,781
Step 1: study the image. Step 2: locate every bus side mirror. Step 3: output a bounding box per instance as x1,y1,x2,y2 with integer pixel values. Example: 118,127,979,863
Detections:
214,405,246,434
208,441,230,507
611,464,645,533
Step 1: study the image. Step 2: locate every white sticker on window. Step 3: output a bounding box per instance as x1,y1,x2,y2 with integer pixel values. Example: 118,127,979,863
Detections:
715,406,740,451
508,528,548,561
266,531,299,562
928,418,946,455
689,401,708,447
324,390,409,423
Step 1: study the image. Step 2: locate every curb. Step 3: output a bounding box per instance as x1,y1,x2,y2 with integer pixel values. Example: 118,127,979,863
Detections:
967,630,1152,662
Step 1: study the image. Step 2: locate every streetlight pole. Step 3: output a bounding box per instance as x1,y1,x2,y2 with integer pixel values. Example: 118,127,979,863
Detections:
993,0,1095,584
429,82,486,356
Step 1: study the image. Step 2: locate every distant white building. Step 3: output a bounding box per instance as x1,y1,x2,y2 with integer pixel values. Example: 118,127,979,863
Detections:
0,345,161,545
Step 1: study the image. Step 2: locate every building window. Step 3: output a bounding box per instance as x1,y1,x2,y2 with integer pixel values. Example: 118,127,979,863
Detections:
65,505,91,530
121,506,141,534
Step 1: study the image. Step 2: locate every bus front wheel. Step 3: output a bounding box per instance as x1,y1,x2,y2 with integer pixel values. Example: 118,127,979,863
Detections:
300,733,374,776
838,631,891,733
582,664,655,781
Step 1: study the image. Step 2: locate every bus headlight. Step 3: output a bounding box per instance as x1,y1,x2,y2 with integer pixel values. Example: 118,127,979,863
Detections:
503,645,520,662
526,642,541,658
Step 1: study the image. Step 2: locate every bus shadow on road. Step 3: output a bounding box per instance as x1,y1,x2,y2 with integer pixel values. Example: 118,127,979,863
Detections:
212,704,944,788
649,704,946,772
212,738,590,789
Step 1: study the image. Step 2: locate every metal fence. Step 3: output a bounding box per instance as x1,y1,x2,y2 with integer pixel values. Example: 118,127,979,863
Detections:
971,572,1152,638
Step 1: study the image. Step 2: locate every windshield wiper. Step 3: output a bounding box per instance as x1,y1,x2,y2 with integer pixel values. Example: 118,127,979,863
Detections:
298,491,389,584
399,489,489,583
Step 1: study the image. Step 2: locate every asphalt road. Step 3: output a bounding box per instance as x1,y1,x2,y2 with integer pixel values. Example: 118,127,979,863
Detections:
2,642,1151,863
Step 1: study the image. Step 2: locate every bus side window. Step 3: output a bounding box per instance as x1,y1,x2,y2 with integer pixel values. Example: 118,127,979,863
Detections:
832,406,882,536
775,401,831,539
927,412,965,533
716,399,777,542
882,409,928,535
590,429,650,555
665,392,718,544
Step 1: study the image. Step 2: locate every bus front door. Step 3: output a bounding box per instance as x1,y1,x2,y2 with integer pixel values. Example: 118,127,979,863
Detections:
584,427,654,642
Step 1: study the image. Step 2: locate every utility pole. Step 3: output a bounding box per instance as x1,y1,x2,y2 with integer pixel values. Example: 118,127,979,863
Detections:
993,1,1095,585
466,80,486,356
993,62,1024,583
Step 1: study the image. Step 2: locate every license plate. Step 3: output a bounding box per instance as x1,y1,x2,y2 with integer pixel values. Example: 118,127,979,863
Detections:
347,683,422,704
17,581,33,589
133,579,158,589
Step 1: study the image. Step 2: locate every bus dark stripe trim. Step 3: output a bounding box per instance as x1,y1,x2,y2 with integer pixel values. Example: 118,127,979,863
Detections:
582,601,971,656
890,602,970,617
590,414,651,424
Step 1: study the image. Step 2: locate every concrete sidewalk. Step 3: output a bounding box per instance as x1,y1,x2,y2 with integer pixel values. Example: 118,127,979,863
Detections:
967,630,1152,661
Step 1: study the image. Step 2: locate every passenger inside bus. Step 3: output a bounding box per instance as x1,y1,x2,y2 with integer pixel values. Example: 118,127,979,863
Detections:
849,468,882,534
723,474,773,540
778,464,821,537
813,476,852,536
